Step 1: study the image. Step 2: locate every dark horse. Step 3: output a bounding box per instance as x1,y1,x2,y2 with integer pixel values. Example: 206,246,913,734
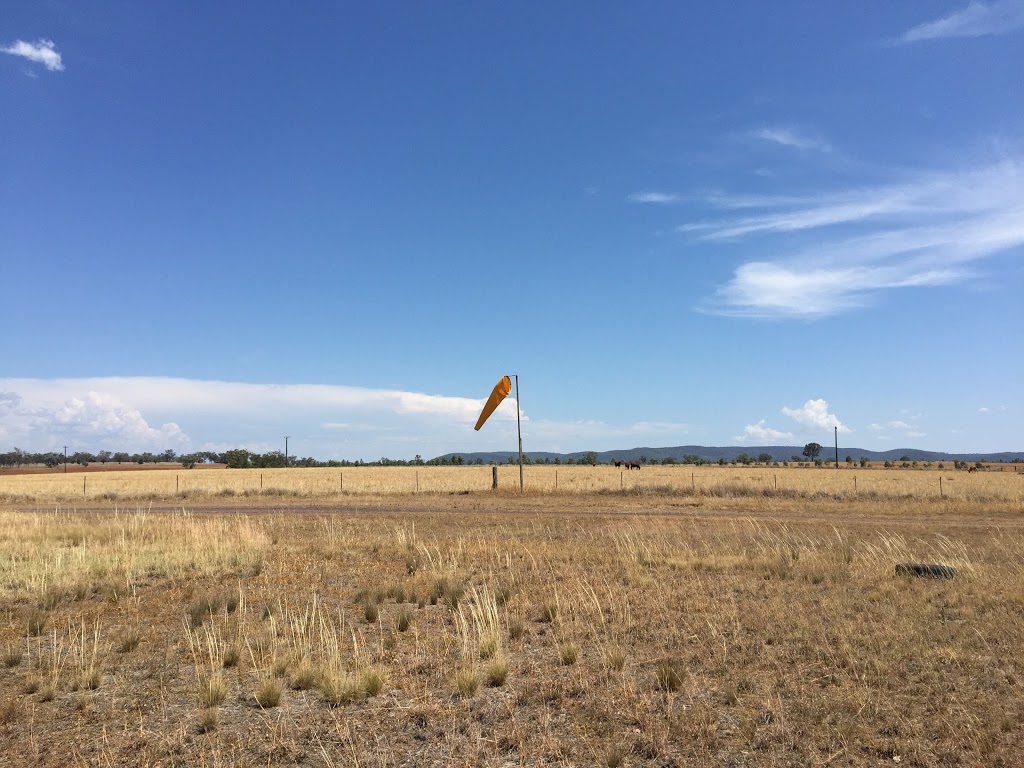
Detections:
625,462,641,470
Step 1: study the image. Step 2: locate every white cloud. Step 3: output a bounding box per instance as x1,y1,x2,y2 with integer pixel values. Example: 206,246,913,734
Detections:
2,39,64,72
978,405,1007,414
690,158,1024,317
781,399,850,433
0,386,187,452
750,126,832,153
735,420,794,442
628,192,679,204
899,0,1024,42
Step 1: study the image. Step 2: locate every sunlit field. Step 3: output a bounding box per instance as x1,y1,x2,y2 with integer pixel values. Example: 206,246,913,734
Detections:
1,470,1023,766
2,463,1022,504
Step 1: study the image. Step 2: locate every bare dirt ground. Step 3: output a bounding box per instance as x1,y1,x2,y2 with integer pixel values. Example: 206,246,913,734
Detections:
2,492,1023,767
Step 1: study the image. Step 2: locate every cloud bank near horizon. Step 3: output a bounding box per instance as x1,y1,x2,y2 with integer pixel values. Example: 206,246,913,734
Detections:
0,377,696,460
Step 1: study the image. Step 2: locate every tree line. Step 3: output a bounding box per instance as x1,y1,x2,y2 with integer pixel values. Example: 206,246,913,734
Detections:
3,443,1013,471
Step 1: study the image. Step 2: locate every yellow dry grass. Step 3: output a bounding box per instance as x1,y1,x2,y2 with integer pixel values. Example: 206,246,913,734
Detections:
1,464,1021,504
0,477,1022,766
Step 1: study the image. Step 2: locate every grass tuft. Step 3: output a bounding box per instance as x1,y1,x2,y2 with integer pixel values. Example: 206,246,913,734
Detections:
455,667,479,697
254,677,282,708
655,658,684,692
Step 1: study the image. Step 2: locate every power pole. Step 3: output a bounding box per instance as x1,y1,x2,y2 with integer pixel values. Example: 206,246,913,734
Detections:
284,436,290,467
835,426,839,469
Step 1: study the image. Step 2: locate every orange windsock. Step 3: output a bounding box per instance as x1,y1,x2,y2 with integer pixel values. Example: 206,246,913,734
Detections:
474,376,512,431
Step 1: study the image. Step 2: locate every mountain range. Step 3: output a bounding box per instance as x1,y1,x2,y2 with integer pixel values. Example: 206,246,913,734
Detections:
436,445,1024,464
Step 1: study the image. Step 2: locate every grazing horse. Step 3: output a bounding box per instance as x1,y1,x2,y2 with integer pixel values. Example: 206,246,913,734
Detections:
614,460,623,468
967,465,978,473
626,462,641,470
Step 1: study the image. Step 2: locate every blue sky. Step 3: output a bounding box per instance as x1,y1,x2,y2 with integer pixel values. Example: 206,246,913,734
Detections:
2,2,1022,460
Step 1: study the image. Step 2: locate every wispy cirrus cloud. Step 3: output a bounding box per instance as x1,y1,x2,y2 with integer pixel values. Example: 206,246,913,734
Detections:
749,126,832,153
1,38,64,72
898,0,1024,43
689,158,1024,317
628,192,679,204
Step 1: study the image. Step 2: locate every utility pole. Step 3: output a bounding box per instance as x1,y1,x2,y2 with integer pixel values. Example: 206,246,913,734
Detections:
835,426,839,469
284,436,290,468
64,446,67,474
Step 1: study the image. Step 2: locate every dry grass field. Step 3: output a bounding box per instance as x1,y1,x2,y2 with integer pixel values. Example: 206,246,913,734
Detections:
1,467,1023,766
1,464,1022,504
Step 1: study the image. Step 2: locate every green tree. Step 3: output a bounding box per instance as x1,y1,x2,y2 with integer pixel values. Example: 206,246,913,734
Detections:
180,454,198,469
757,453,772,464
581,451,599,466
225,449,251,469
802,443,822,461
735,453,752,465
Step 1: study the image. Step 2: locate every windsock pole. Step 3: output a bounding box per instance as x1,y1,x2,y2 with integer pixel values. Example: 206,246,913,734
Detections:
515,374,524,493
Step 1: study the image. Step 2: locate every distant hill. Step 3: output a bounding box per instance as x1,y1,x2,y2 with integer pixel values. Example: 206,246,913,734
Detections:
435,445,1024,464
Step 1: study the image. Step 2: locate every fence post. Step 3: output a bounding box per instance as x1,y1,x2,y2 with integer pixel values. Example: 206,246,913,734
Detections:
492,466,498,490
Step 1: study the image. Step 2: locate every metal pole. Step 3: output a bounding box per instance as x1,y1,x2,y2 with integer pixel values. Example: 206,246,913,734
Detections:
834,426,839,469
514,374,523,493
64,446,67,474
284,436,290,468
